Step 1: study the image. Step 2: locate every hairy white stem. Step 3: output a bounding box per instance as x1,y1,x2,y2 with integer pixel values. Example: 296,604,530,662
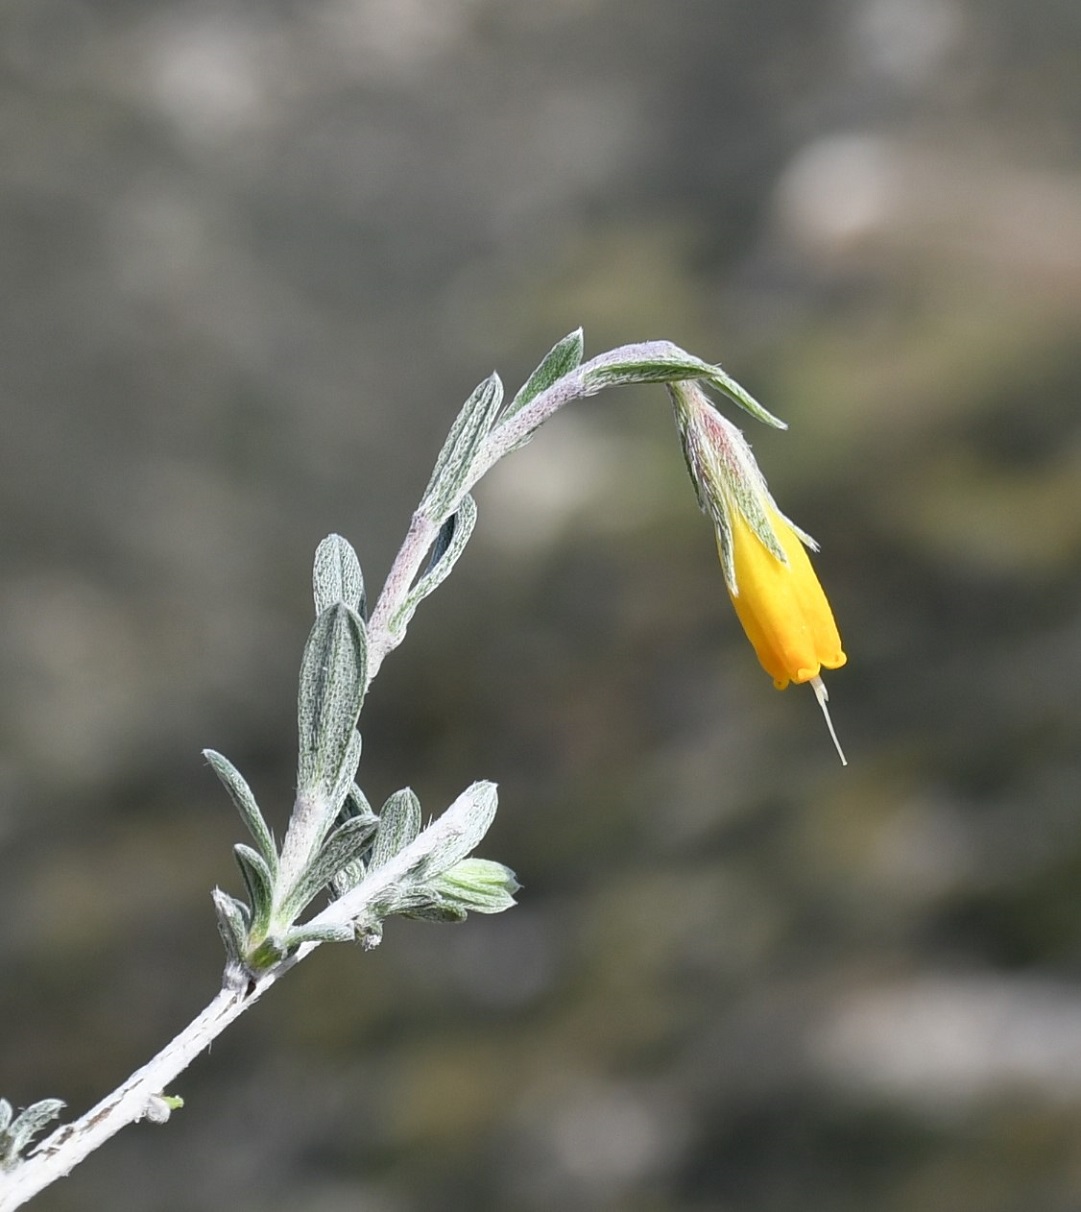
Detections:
0,921,342,1209
365,509,439,679
0,986,252,1212
365,341,683,680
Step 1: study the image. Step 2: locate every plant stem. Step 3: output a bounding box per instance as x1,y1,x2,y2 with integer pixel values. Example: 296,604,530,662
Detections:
364,342,681,679
0,982,263,1212
365,508,439,679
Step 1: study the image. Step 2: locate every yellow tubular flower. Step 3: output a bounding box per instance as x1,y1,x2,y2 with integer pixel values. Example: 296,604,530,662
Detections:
725,504,846,690
669,380,848,763
724,503,848,763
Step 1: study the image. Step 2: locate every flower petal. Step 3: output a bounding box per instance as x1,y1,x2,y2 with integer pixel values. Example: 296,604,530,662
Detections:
724,505,846,690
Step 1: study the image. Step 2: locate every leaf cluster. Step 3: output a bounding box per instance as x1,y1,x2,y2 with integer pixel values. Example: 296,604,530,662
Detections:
207,534,515,984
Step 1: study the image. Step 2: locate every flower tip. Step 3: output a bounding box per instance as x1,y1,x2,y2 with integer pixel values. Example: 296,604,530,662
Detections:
810,675,847,766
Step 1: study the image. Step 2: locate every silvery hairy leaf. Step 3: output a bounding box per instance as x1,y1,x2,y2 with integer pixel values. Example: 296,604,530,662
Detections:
329,783,379,895
330,861,365,899
211,888,251,968
339,782,375,824
233,845,274,937
420,373,503,521
319,780,501,940
399,901,469,923
278,921,357,949
368,788,422,870
204,749,277,875
501,327,584,422
326,730,363,833
0,1098,66,1170
313,533,365,617
388,494,477,640
296,602,367,811
423,858,520,913
405,858,519,923
582,343,785,429
280,814,379,921
405,780,499,883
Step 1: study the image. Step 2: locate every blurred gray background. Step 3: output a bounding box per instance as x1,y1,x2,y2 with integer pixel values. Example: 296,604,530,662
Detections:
1,1,1080,1209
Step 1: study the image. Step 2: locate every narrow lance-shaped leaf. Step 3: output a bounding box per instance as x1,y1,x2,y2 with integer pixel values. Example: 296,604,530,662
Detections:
302,782,503,941
420,373,503,521
401,901,469,924
327,729,363,826
317,812,379,883
278,921,357,949
313,533,365,617
368,788,422,870
330,783,379,896
378,781,498,888
388,494,478,640
501,327,584,422
330,858,366,899
351,782,501,926
406,780,499,882
279,814,380,922
233,845,274,938
204,749,277,875
581,342,786,429
0,1099,66,1170
339,782,376,825
211,888,250,980
296,602,368,808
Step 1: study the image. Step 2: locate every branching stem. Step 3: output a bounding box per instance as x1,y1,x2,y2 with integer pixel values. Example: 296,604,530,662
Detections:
0,335,758,1209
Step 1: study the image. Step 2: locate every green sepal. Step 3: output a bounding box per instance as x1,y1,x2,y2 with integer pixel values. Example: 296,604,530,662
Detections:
420,373,503,521
204,749,277,876
703,364,785,430
313,533,365,618
296,602,368,812
502,327,584,421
